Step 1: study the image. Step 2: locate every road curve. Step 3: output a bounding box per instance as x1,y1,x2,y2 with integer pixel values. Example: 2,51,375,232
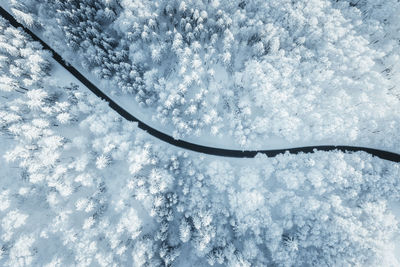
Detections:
1,6,400,162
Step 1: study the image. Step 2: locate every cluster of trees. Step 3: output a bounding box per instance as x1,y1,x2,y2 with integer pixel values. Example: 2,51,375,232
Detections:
7,0,400,148
332,0,400,98
0,17,50,93
47,0,149,96
8,0,146,95
174,151,400,266
7,0,400,149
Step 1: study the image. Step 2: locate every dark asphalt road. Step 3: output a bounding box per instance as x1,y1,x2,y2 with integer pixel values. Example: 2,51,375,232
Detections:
1,6,399,162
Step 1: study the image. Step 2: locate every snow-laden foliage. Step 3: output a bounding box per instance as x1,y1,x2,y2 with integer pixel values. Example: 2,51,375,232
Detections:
1,19,400,266
6,0,400,149
0,17,50,92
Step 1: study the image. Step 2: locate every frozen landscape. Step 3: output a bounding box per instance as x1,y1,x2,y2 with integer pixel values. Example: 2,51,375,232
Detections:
0,0,400,266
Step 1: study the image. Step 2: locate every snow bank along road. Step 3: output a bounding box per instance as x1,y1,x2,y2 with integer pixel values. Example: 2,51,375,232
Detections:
1,6,400,162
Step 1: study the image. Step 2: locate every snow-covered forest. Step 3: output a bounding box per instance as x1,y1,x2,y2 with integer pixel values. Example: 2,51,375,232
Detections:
1,0,400,266
3,0,400,149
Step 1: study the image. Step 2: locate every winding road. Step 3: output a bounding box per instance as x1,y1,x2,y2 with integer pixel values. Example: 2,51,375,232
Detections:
1,6,400,162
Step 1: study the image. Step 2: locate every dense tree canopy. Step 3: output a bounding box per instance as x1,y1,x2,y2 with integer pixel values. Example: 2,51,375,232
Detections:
6,0,400,149
1,2,400,266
